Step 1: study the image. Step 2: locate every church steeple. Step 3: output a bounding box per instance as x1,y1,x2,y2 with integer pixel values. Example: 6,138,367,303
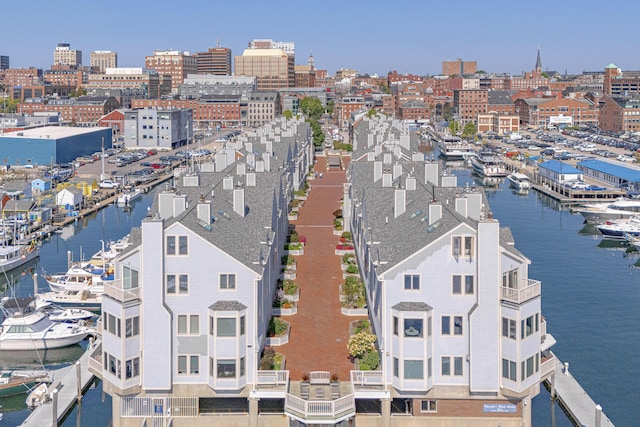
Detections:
535,47,542,73
307,51,315,70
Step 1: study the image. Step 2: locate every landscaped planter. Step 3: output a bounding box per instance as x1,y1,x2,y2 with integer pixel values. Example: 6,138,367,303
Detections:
280,270,297,280
335,245,355,256
283,288,300,302
333,229,344,236
295,194,308,201
288,214,298,221
265,320,290,346
272,305,298,316
341,307,369,316
343,271,360,280
285,249,304,256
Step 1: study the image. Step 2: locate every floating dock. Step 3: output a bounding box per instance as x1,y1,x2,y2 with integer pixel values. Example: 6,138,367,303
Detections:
547,357,615,427
20,339,100,427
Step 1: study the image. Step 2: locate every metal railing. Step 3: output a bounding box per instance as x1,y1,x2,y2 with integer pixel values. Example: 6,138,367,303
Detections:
350,370,384,389
256,370,289,389
122,396,198,418
88,342,102,377
285,393,355,421
104,280,141,303
501,278,541,304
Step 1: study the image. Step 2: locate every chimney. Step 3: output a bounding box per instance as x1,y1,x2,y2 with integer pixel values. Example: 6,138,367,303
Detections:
374,161,383,182
197,198,212,225
256,160,265,172
429,203,442,225
383,153,392,164
399,133,410,149
406,176,416,191
455,196,468,218
382,173,392,187
237,163,246,175
425,162,439,186
158,190,175,219
394,188,406,218
214,153,227,172
173,195,187,217
441,175,457,187
233,188,245,217
245,142,253,153
223,176,234,190
393,163,402,180
246,172,256,187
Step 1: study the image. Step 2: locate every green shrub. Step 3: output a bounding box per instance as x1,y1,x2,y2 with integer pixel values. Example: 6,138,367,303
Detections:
347,331,376,359
268,318,288,337
341,231,352,241
260,347,276,370
334,219,343,230
288,230,300,242
353,319,370,334
342,253,355,264
282,279,298,295
359,350,380,371
282,255,295,265
346,264,359,274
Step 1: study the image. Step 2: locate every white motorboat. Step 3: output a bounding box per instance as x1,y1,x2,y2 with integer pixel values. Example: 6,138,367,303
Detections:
35,289,102,312
25,382,49,408
116,186,143,207
83,235,131,268
575,198,640,223
0,309,92,351
0,243,38,273
36,302,95,323
596,216,640,239
507,172,531,191
437,135,474,160
45,263,113,294
624,233,640,251
469,151,508,177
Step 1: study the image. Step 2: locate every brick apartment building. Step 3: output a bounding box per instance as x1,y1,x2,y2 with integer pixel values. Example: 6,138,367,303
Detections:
335,96,365,128
598,95,640,133
19,96,119,126
1,68,42,89
398,99,429,121
145,50,197,91
514,97,597,128
86,68,171,99
453,89,488,124
487,90,517,116
132,96,243,126
603,63,640,96
442,58,477,76
477,112,519,134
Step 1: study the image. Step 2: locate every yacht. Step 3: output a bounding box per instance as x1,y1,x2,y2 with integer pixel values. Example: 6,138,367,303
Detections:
596,216,640,239
35,288,102,312
0,243,38,273
437,135,474,160
116,185,143,207
507,172,531,191
0,304,93,350
45,263,113,294
575,198,640,223
469,151,508,177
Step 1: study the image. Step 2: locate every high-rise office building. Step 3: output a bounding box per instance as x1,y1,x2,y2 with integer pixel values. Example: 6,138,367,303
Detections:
196,47,232,76
53,43,82,68
91,51,118,72
145,50,197,92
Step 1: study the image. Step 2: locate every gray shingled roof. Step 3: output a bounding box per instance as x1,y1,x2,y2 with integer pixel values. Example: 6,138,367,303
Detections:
392,302,433,311
209,300,247,311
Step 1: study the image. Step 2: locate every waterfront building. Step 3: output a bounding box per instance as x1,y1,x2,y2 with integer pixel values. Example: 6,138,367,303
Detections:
90,51,118,73
453,89,488,125
145,50,197,92
576,159,640,192
513,97,598,129
131,96,242,128
122,107,192,150
92,118,314,426
0,126,111,166
598,94,640,133
53,43,82,68
477,112,519,134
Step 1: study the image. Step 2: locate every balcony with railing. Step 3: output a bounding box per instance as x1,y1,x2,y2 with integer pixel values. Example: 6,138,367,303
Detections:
501,278,541,304
540,350,556,380
103,280,141,303
285,393,355,424
88,341,103,378
250,370,289,398
350,370,389,398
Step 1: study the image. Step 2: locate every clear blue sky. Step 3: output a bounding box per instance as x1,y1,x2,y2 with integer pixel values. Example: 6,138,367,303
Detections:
4,0,639,76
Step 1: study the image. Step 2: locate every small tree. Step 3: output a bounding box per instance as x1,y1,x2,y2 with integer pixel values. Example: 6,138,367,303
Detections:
462,121,477,139
283,110,293,120
448,120,460,135
347,331,377,359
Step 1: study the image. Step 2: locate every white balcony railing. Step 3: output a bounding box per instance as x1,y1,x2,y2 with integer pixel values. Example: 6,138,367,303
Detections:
540,353,556,379
104,280,141,303
350,370,384,389
256,370,289,389
122,396,198,418
501,278,541,304
285,393,355,422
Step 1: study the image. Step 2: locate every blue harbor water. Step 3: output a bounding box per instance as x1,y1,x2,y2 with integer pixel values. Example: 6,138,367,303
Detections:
2,174,638,426
0,189,156,426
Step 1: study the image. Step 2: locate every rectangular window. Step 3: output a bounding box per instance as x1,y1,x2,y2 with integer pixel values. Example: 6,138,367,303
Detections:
428,317,432,336
393,316,398,335
502,358,517,381
123,266,139,290
125,316,139,338
453,236,475,258
441,357,451,376
190,355,199,375
179,236,188,255
428,357,432,378
404,318,423,338
240,316,246,335
220,273,236,289
179,275,189,294
178,315,187,334
502,317,516,339
404,360,423,380
217,318,236,337
126,357,140,379
526,355,534,377
454,357,463,376
441,316,450,335
190,315,199,334
178,356,187,375
465,276,474,294
404,274,419,290
452,275,461,294
166,236,176,255
217,360,236,378
454,316,463,335
393,357,399,377
166,275,176,294
421,400,437,413
240,357,246,377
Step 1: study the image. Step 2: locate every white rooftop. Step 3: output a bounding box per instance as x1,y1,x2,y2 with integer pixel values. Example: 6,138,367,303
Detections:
0,126,106,140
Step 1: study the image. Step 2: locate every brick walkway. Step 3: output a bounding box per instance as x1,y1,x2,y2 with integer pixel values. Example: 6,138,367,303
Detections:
277,155,365,382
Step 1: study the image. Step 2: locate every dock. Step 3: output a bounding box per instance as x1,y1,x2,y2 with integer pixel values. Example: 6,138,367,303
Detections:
547,357,614,427
20,339,100,427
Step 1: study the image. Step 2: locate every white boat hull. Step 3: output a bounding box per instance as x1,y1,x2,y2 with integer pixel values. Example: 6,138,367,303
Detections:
0,329,90,351
0,248,38,272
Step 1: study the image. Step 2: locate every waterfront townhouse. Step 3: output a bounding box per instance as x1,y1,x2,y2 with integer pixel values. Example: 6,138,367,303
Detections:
341,116,556,426
91,118,314,426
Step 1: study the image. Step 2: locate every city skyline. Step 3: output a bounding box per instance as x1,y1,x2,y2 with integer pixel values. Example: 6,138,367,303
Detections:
4,0,640,76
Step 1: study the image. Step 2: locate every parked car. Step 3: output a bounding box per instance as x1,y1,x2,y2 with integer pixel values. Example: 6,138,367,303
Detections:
98,180,120,189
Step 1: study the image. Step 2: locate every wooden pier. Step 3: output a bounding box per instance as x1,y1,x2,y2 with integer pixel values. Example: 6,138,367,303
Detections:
547,357,614,427
20,339,100,427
